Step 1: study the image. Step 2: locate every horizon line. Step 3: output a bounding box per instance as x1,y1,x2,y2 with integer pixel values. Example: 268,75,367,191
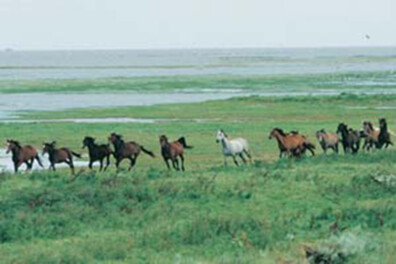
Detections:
2,44,396,52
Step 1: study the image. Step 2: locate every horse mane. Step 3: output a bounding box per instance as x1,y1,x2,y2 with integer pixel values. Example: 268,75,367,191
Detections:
84,136,95,142
273,128,287,136
220,129,228,138
8,140,21,148
366,121,374,131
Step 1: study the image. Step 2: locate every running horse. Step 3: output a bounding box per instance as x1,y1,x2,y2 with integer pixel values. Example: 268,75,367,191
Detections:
82,136,112,171
42,141,81,174
6,139,43,173
336,123,360,154
316,129,339,154
361,121,379,150
216,129,252,166
269,128,315,158
378,118,393,149
108,133,155,171
159,135,192,171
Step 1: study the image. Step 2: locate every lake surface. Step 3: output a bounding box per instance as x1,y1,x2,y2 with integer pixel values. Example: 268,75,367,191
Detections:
1,47,395,80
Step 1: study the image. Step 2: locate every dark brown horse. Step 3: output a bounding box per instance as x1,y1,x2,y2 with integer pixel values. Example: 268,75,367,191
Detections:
336,123,360,154
378,118,393,149
159,135,193,171
42,141,81,174
82,136,112,171
6,139,43,173
108,133,155,171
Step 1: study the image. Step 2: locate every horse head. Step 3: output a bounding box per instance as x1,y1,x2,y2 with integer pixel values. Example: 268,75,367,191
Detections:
379,118,387,129
269,128,285,140
159,135,169,147
42,141,56,155
6,139,20,154
216,130,228,143
336,123,348,134
82,136,95,149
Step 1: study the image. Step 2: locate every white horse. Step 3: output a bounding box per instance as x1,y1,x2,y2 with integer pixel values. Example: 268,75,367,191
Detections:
216,130,252,166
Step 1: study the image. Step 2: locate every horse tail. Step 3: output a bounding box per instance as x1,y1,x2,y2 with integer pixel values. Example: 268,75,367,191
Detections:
304,142,316,156
177,137,193,149
35,154,44,168
71,151,82,158
141,146,155,158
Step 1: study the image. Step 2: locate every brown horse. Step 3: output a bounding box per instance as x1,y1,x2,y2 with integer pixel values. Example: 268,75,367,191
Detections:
316,129,339,154
6,139,43,173
159,135,193,171
108,133,155,171
42,141,81,174
362,121,379,150
269,128,315,158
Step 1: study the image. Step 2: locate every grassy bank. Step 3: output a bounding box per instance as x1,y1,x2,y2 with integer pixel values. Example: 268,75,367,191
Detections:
1,95,396,263
0,71,395,94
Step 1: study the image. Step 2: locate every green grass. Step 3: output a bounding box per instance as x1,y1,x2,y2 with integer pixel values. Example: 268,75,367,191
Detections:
0,70,395,94
2,95,396,263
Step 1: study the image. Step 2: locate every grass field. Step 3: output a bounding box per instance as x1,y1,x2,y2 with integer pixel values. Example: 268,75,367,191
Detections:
1,93,396,263
0,71,395,94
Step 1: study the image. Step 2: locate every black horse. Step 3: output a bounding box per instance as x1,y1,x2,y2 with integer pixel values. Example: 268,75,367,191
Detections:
378,118,393,149
82,136,113,171
336,123,360,154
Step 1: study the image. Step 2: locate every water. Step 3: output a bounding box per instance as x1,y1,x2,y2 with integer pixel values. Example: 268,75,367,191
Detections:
0,47,395,80
0,148,89,172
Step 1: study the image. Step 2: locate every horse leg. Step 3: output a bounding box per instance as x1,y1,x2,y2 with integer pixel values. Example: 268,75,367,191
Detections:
239,153,247,164
223,156,228,167
99,159,103,172
128,157,136,171
64,160,74,174
243,149,252,164
35,155,44,168
14,162,20,173
115,159,121,172
104,155,110,172
232,155,239,166
25,160,33,171
179,154,185,171
164,158,171,170
172,158,180,171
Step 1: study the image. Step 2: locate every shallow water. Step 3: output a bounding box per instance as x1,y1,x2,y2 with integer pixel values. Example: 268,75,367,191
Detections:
0,117,216,124
0,92,246,119
0,148,89,172
0,48,395,80
2,90,396,120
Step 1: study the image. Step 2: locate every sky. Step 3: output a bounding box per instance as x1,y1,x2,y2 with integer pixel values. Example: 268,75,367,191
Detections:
0,0,395,50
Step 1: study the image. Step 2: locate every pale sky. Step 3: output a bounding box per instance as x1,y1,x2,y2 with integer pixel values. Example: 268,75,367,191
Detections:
0,0,395,50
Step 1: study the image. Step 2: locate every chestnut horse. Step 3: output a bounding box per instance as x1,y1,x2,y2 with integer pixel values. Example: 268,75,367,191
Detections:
6,139,43,173
108,133,155,171
82,136,112,171
42,141,81,174
269,128,315,158
316,129,339,154
159,135,193,171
